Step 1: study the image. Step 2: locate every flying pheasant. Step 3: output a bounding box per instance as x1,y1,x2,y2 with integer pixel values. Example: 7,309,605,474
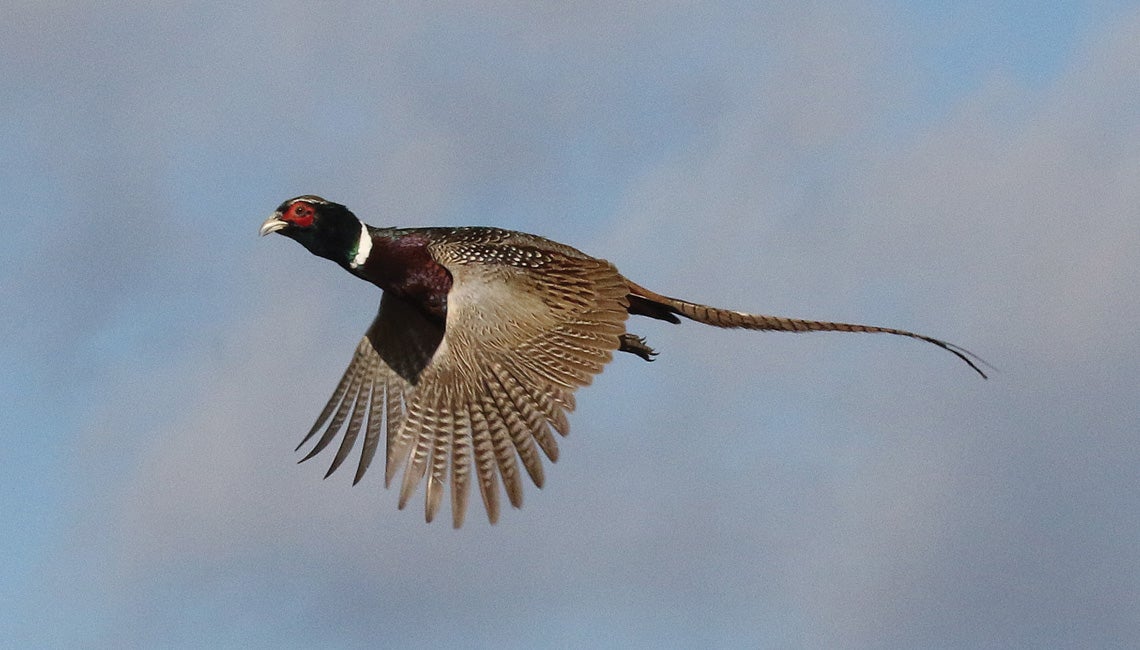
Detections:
260,195,986,527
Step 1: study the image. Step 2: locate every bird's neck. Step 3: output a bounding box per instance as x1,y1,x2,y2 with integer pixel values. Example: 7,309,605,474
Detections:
347,222,372,270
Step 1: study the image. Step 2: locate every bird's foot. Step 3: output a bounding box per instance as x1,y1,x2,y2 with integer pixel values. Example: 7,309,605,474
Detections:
619,333,657,362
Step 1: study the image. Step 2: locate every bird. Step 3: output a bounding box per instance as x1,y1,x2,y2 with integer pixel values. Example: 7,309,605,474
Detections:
260,195,987,527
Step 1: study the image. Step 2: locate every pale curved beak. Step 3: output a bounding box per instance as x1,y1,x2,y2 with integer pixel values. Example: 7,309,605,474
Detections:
259,214,288,237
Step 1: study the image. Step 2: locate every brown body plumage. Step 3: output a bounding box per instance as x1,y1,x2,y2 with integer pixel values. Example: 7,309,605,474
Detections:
261,196,987,527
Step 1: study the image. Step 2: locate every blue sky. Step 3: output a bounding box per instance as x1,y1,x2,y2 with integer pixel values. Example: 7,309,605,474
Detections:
3,2,1139,647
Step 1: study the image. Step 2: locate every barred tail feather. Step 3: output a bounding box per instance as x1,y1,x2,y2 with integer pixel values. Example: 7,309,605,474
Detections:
627,282,991,378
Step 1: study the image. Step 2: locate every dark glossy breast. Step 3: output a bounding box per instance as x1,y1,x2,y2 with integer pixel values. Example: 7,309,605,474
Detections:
360,232,453,322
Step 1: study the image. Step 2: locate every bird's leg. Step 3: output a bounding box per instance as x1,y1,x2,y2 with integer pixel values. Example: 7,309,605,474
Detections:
618,333,657,361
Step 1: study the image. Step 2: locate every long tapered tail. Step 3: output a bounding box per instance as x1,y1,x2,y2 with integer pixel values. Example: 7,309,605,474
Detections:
626,281,990,378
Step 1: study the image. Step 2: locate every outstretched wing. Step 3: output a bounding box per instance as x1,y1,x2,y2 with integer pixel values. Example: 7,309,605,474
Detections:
295,292,444,485
386,235,630,527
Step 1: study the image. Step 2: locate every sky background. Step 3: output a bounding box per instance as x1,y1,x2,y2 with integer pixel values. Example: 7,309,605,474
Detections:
3,2,1139,648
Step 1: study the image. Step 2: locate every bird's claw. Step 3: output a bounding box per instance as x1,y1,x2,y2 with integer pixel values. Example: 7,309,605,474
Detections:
619,333,657,361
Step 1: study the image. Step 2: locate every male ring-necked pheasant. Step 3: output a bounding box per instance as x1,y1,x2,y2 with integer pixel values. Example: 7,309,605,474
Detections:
261,195,986,527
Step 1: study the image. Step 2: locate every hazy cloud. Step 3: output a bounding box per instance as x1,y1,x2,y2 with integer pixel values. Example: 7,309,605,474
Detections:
5,2,1138,648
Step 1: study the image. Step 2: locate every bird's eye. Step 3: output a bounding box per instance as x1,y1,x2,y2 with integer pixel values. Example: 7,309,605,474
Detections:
286,203,315,227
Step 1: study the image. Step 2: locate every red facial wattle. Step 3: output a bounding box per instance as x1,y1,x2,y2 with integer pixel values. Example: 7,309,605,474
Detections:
283,201,315,228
